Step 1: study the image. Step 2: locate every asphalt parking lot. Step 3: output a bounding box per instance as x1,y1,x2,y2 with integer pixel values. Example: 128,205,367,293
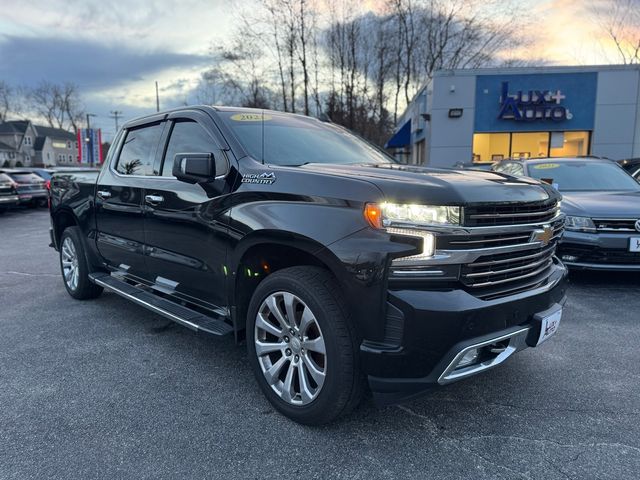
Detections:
1,209,639,480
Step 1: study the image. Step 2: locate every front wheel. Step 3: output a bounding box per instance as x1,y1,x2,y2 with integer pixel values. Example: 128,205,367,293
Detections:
246,266,364,425
59,227,103,300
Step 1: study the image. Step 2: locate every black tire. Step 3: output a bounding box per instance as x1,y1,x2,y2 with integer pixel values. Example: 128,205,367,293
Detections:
59,226,103,300
246,266,364,425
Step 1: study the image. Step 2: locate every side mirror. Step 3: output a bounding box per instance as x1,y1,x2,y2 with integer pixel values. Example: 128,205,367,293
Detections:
173,153,216,184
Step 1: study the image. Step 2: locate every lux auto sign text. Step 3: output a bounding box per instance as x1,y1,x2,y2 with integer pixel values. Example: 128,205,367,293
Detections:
498,81,572,122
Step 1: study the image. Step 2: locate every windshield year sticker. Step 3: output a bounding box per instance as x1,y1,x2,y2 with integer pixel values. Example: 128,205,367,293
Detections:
230,113,272,122
533,163,560,170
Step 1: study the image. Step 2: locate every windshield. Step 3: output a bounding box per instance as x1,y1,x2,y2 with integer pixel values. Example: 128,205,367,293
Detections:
217,110,395,166
0,173,12,183
9,173,44,183
527,161,640,192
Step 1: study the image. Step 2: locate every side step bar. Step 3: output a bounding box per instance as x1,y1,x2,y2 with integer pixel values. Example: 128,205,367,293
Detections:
89,272,233,336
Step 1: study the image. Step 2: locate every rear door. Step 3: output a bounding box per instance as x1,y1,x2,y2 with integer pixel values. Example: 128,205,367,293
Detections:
94,120,165,280
140,110,234,311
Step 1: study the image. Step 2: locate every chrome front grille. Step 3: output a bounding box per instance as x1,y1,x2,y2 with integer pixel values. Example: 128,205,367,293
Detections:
441,219,564,250
464,199,559,227
458,221,563,299
461,245,555,289
593,218,639,233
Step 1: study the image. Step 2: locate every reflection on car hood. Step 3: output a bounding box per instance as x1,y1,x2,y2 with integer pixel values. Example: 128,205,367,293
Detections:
298,163,555,205
561,191,640,217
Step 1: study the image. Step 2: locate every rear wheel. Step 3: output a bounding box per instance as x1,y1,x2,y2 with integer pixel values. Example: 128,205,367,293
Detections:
59,227,103,300
246,266,364,425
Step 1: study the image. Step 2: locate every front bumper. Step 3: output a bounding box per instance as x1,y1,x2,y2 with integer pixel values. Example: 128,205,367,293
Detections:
558,230,640,271
362,261,568,405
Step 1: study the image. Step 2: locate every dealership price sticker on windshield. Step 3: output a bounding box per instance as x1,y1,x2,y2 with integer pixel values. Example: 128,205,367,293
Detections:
630,237,640,252
536,308,562,346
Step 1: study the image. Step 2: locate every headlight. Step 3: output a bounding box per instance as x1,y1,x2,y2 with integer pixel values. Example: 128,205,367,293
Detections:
565,216,596,232
364,203,458,261
365,202,460,228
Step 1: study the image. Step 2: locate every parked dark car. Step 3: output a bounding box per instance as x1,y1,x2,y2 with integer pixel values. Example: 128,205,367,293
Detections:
50,106,567,424
0,169,48,207
0,173,20,213
493,158,640,271
452,161,494,171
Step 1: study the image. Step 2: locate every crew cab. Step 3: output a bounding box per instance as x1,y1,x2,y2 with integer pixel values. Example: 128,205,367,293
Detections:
49,106,568,424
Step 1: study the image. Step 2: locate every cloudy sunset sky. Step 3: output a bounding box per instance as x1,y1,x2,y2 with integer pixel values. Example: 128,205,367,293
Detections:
0,0,631,140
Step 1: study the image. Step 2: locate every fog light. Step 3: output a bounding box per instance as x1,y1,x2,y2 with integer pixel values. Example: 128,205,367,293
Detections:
457,348,479,368
562,255,578,262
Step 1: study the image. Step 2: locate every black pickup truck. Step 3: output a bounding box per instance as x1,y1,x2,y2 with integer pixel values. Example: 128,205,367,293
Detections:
50,106,568,424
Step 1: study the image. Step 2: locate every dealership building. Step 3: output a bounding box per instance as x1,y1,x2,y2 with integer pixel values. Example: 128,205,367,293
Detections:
386,65,640,167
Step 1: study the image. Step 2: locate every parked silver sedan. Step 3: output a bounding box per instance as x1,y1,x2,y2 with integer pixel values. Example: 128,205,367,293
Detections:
493,158,640,271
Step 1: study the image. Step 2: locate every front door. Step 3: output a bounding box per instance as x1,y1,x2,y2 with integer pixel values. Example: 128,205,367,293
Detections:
141,111,234,312
95,120,165,281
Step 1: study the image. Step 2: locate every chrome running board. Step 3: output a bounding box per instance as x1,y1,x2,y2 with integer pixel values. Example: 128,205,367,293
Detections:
89,272,233,336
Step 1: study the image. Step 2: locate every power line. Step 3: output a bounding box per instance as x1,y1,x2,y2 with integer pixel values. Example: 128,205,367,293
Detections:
109,110,123,132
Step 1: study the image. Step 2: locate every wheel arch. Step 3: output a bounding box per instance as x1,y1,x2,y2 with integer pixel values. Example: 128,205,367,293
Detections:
52,208,79,247
229,231,349,336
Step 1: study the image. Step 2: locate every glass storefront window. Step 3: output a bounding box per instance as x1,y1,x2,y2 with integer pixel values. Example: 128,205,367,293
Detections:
472,133,510,163
511,132,549,159
549,131,590,157
472,131,590,163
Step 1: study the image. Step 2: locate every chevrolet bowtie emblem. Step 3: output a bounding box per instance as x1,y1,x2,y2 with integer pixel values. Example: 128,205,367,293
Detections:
530,225,553,246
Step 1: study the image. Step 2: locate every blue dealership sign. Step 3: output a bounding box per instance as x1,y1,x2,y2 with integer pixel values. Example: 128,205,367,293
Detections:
474,72,597,132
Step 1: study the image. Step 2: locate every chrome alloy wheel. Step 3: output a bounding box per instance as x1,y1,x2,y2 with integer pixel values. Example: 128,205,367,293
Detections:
61,237,80,291
254,291,327,405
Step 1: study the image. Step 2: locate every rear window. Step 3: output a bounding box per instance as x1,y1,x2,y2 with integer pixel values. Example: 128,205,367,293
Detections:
9,173,44,183
116,123,164,176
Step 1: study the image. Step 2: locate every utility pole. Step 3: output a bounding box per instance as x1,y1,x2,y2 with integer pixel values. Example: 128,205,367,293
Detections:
109,110,123,132
85,113,95,130
155,81,160,112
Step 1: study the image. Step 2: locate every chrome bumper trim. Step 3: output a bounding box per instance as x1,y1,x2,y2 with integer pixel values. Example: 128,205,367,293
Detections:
438,327,531,385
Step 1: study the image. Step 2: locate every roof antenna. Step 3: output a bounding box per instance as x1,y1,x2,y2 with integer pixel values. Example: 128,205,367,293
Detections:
261,109,265,165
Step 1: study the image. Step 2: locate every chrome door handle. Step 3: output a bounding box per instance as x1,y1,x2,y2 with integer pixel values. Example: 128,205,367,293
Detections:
97,190,112,199
145,194,164,205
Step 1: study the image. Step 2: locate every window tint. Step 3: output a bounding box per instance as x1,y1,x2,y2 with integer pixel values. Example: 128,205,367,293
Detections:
161,120,225,177
116,123,163,176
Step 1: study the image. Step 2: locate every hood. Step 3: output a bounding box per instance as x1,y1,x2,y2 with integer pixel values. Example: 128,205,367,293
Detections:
298,163,556,205
561,190,640,217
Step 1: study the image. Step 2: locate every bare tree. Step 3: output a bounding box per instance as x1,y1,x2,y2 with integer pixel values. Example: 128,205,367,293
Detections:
591,0,640,64
212,0,529,146
27,81,84,132
0,81,13,122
